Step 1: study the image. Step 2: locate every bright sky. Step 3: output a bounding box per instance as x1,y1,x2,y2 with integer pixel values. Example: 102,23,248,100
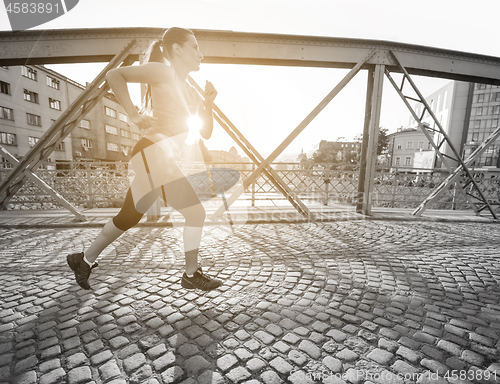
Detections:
2,0,499,157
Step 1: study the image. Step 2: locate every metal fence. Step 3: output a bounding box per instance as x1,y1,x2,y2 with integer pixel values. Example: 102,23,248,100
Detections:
1,162,499,212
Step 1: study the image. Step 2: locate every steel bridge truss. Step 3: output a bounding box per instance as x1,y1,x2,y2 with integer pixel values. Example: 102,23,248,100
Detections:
0,29,499,220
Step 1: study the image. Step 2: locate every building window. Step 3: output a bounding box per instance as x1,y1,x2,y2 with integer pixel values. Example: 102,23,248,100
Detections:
132,133,141,141
119,112,129,123
418,141,424,150
472,132,479,141
395,157,401,166
46,76,60,90
0,157,13,169
406,141,413,150
51,119,57,126
81,138,92,148
474,120,481,129
0,106,14,120
479,84,486,90
485,157,493,166
478,94,485,103
105,124,118,135
107,142,119,151
405,156,412,166
105,107,116,118
79,119,90,129
55,142,65,151
27,113,41,126
28,136,39,148
120,129,130,138
427,141,432,150
396,142,402,150
0,132,16,145
121,145,131,155
477,107,483,116
496,92,500,102
493,119,498,128
21,66,37,81
495,106,500,115
49,98,61,110
0,81,10,95
24,89,39,104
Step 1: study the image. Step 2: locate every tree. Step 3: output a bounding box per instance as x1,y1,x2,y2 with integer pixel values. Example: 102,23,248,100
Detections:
355,127,390,156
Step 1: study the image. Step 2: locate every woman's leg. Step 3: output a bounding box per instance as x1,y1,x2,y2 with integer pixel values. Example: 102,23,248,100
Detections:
161,168,221,290
68,185,160,290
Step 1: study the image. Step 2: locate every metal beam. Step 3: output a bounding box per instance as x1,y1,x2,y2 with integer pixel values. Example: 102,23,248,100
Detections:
362,65,385,216
356,67,375,213
1,28,500,85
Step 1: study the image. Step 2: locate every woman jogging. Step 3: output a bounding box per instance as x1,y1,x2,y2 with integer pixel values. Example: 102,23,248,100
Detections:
67,27,222,292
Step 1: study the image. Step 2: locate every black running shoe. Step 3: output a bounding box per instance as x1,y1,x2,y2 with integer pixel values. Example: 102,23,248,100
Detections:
67,252,98,290
181,267,222,291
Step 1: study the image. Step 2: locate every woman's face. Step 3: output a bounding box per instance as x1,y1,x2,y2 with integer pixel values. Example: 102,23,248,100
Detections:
177,34,204,72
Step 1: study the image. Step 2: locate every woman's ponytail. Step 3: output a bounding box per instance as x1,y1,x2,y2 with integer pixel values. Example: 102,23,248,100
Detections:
141,40,165,113
141,40,165,65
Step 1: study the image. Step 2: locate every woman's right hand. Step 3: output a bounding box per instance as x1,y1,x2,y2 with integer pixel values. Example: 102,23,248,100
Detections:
131,114,158,130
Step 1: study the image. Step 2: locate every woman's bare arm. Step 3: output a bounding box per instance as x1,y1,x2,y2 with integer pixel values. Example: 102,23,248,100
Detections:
199,81,217,140
106,63,171,128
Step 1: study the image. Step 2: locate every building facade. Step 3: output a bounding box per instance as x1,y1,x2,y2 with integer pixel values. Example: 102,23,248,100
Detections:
0,65,142,167
387,128,433,169
407,81,471,169
404,81,500,170
462,84,500,168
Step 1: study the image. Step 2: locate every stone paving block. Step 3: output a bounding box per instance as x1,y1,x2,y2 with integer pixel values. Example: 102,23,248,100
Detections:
420,358,449,376
327,329,347,342
197,370,225,384
367,348,394,365
217,354,238,372
99,360,121,381
437,339,462,356
322,355,342,373
152,351,175,371
335,348,358,362
38,368,65,384
12,370,37,384
147,343,167,359
396,345,422,364
14,355,38,374
161,366,185,383
227,366,252,383
234,347,253,361
67,366,91,384
91,350,113,366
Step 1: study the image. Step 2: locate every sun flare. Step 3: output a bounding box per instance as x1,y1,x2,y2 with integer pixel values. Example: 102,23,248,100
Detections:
186,115,203,145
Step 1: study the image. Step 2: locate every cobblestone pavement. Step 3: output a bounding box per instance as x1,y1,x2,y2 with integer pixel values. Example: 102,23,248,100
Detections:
1,220,500,384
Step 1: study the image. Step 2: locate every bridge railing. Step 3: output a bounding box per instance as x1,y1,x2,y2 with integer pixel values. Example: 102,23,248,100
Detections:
1,162,499,211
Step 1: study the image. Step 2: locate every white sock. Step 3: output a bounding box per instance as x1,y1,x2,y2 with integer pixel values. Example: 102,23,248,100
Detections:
83,255,93,267
84,219,124,264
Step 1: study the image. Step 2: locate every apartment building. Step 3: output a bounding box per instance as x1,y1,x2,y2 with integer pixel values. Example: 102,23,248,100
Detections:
387,127,433,169
462,84,500,168
0,65,142,167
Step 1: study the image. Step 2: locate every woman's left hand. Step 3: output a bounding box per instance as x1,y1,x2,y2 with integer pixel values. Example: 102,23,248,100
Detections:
204,81,217,104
